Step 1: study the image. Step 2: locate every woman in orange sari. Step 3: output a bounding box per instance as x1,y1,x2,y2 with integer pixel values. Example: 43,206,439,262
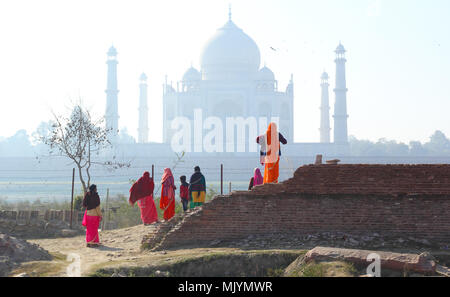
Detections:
159,168,177,221
257,123,287,184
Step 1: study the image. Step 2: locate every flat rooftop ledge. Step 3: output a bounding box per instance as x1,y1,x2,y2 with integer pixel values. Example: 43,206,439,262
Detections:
246,164,450,196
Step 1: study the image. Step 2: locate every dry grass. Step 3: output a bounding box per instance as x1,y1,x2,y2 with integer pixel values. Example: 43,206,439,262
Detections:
287,260,359,277
89,249,306,277
9,252,69,277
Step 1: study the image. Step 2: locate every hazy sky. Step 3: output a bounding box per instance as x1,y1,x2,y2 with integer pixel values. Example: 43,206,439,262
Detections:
0,0,449,144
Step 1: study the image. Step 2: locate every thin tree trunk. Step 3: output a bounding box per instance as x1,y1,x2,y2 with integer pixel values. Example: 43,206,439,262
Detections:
77,164,87,194
86,138,91,188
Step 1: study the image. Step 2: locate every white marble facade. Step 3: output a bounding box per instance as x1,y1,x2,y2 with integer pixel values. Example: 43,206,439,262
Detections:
162,16,294,153
105,12,350,158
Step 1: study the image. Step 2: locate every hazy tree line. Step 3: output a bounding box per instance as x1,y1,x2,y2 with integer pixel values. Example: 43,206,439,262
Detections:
349,130,450,156
0,122,136,157
0,125,450,157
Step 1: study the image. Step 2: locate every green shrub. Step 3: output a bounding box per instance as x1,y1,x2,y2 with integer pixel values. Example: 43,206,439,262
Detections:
206,187,218,202
107,195,142,228
73,195,84,211
301,262,327,277
266,268,285,277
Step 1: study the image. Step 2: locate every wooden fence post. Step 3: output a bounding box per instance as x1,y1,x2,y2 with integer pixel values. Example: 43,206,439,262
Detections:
70,168,75,229
103,188,109,231
221,164,223,195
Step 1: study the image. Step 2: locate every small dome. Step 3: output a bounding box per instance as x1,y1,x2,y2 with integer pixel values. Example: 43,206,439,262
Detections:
140,73,147,81
335,43,346,53
259,66,275,81
321,72,329,80
183,67,201,81
108,46,117,56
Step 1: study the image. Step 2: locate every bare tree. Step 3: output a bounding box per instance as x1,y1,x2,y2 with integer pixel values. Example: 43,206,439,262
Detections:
41,104,129,194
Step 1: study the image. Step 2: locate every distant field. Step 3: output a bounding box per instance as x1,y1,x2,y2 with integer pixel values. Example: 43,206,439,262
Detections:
0,180,249,203
8,154,449,203
0,157,266,203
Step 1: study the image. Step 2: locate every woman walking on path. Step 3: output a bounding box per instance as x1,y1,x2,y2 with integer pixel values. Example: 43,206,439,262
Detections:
82,184,102,248
129,171,159,225
160,168,177,221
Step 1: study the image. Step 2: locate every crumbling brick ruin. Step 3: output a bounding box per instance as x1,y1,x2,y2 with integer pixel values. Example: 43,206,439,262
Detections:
143,164,450,250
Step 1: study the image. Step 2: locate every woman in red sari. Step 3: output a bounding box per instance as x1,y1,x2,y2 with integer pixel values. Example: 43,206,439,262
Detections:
129,171,158,225
160,168,177,221
82,184,102,247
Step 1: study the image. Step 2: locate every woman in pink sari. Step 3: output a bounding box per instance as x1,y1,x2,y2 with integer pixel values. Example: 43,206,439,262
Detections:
159,168,177,221
248,168,264,190
82,184,102,247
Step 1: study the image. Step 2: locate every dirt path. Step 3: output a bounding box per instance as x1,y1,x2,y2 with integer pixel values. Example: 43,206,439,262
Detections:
26,224,159,276
12,224,448,277
21,224,254,276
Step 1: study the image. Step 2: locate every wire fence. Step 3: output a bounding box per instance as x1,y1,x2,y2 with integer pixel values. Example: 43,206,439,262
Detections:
0,153,303,201
0,163,297,179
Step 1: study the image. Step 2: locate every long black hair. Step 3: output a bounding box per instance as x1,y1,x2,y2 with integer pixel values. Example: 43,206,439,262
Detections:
83,184,100,210
89,184,97,193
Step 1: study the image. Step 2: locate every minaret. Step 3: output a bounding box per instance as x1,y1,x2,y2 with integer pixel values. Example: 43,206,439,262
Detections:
286,73,294,96
320,72,331,143
105,46,119,142
138,73,149,143
333,43,349,144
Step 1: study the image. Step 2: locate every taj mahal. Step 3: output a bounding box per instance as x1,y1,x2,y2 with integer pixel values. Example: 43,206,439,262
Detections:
104,10,350,162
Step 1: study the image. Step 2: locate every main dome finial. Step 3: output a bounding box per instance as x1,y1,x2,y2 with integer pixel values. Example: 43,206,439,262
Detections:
228,4,232,21
200,7,261,81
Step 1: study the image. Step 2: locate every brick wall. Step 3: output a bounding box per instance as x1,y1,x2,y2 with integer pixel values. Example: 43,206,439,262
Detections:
155,164,450,249
0,209,83,225
0,209,84,239
254,164,450,196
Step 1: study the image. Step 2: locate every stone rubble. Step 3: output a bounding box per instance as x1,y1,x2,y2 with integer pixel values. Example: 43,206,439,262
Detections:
303,246,437,274
206,231,445,252
0,215,84,239
0,232,52,276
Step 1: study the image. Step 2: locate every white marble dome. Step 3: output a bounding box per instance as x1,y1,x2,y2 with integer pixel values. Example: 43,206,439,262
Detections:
200,20,261,80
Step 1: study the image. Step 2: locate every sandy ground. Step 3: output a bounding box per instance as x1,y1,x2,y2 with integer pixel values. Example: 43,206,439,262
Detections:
13,226,448,277
21,224,249,276
25,224,160,276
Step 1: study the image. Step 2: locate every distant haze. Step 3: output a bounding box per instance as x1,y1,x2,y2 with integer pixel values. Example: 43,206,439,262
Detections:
0,0,449,144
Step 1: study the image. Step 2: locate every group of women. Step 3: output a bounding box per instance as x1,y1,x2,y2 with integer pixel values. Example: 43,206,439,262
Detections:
81,168,176,247
129,168,177,224
81,122,286,247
